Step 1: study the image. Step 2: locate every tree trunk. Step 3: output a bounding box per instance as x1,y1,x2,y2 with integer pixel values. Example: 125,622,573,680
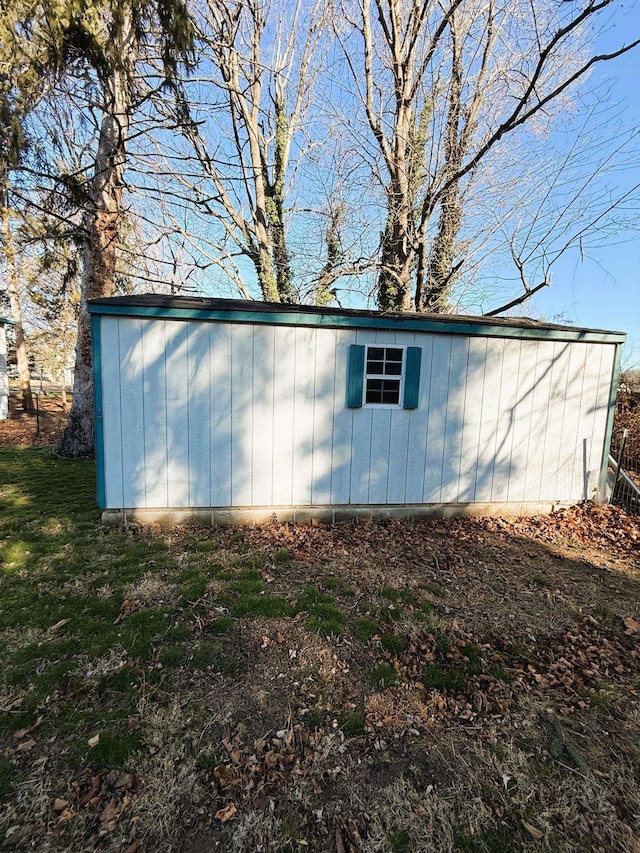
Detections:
376,91,414,312
58,14,135,458
269,92,294,303
423,183,462,312
2,204,34,412
377,177,413,312
417,14,464,313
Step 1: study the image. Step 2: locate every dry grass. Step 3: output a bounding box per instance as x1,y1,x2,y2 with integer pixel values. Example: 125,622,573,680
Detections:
1,447,639,852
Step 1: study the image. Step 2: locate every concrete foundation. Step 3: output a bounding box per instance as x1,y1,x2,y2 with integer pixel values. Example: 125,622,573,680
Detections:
101,501,575,527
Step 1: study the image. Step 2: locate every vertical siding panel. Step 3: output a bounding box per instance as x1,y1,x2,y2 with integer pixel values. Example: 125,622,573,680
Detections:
231,323,254,506
187,322,212,506
521,340,555,502
554,343,587,500
423,336,452,502
292,326,315,506
165,321,190,507
251,325,275,506
388,331,414,503
209,323,232,507
538,341,572,500
369,409,392,503
405,335,433,503
101,317,124,508
271,325,296,506
572,343,604,500
440,337,469,503
387,412,411,503
330,330,355,504
506,340,538,502
311,328,337,504
490,340,522,502
350,329,374,503
141,319,168,507
458,337,487,502
118,318,146,507
473,339,504,502
589,344,616,495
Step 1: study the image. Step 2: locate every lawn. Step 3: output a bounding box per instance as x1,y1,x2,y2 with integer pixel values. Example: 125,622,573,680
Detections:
1,446,639,852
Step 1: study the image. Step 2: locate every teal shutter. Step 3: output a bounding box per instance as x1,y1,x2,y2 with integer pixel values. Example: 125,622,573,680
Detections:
347,344,365,407
403,346,422,409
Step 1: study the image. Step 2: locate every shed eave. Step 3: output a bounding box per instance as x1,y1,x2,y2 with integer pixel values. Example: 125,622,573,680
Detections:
87,297,626,344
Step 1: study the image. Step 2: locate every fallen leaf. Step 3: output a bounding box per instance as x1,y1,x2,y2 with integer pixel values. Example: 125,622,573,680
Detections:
623,616,640,635
4,826,21,846
78,775,102,808
17,739,35,752
14,717,42,739
88,734,100,748
215,803,237,823
99,798,122,830
523,820,544,840
53,798,69,812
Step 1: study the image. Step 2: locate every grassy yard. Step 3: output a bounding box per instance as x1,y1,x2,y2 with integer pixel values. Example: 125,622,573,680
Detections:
1,446,639,852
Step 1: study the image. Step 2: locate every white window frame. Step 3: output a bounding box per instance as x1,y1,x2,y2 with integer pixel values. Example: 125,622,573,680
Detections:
363,344,406,409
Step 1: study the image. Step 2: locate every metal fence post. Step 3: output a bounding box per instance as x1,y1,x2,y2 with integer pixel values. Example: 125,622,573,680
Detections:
611,427,628,504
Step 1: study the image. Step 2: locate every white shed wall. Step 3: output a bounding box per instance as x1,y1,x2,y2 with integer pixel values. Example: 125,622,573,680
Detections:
0,325,8,420
99,316,615,510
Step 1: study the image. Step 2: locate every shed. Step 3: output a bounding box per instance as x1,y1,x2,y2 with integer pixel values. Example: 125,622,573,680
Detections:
0,316,16,421
88,295,625,525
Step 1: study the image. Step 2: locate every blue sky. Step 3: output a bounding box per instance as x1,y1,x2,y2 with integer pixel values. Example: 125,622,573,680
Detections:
532,6,640,366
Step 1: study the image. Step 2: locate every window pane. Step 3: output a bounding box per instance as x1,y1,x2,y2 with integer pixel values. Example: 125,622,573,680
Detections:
365,347,403,405
383,379,400,399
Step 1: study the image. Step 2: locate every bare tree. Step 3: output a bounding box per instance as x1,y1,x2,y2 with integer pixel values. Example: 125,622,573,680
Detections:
157,0,332,302
1,203,34,411
339,0,640,312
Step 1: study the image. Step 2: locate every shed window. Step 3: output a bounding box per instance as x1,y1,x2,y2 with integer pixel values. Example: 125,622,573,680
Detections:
365,346,404,405
347,344,421,409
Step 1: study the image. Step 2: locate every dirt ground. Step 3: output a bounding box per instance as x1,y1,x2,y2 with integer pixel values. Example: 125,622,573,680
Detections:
0,392,69,447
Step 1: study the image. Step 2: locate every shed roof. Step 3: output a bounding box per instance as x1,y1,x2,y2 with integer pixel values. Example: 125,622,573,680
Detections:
88,294,626,344
0,316,16,326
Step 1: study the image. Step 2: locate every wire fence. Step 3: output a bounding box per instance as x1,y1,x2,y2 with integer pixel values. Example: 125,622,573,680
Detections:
1,386,70,445
609,378,640,514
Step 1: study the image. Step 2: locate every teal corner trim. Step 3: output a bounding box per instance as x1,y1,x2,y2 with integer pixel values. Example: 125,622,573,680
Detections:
598,342,623,501
91,314,106,509
403,346,422,409
87,302,626,345
347,344,365,407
